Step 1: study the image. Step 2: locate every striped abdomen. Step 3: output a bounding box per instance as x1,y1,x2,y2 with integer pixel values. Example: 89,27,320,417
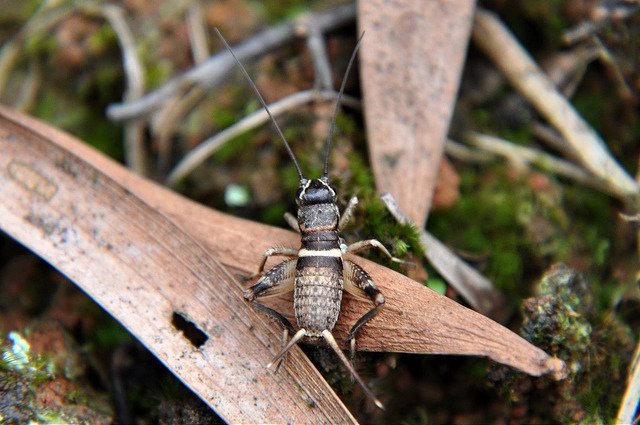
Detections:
294,230,343,336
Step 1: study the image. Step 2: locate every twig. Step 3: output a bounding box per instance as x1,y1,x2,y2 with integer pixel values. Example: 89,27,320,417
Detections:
444,138,493,163
165,89,360,187
473,8,640,200
593,36,633,99
563,0,640,45
542,45,598,98
186,0,210,65
154,0,210,176
620,213,640,222
106,3,356,121
617,340,640,424
530,122,578,159
102,4,147,176
464,132,621,197
14,60,42,113
154,86,206,177
380,192,510,323
298,17,333,90
0,2,77,98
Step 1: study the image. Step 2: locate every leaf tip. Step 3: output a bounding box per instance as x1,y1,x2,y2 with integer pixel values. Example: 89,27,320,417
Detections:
545,356,568,381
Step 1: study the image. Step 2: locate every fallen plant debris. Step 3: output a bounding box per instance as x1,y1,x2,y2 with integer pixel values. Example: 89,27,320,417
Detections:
1,106,565,422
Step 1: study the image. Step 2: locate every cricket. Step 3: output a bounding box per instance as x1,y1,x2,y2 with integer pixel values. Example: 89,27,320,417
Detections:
215,29,407,409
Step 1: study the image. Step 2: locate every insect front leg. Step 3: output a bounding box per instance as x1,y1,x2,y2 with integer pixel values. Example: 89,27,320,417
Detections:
255,247,298,275
342,260,385,357
338,196,359,231
245,259,297,369
283,212,300,232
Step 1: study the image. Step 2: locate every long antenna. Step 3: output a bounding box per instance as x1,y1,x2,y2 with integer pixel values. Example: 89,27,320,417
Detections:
323,32,365,178
214,28,305,181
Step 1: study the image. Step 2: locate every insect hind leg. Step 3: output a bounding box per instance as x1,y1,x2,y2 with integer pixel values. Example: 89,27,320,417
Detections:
322,330,384,409
342,260,385,356
245,259,297,368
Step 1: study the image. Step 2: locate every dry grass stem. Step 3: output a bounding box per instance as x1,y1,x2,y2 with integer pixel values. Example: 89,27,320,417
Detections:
154,86,207,177
166,89,360,187
303,20,334,90
464,132,620,197
107,4,357,121
102,4,147,176
473,8,640,200
563,1,640,45
0,2,77,98
530,123,579,159
186,0,210,65
445,138,499,164
593,37,633,99
14,60,42,113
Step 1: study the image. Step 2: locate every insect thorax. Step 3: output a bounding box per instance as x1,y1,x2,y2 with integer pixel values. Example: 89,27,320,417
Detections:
295,177,339,231
297,203,340,232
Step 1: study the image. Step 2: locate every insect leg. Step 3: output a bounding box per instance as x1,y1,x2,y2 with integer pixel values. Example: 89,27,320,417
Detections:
255,247,298,275
283,212,300,232
342,260,385,353
346,239,409,265
245,259,297,369
338,196,359,231
245,258,296,313
322,330,384,410
267,328,306,369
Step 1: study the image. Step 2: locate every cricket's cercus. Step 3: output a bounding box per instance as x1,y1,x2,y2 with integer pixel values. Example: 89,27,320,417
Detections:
215,29,408,410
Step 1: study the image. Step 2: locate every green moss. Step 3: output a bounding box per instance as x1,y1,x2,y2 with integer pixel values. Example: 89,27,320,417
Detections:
211,128,259,163
427,161,620,304
33,86,124,160
339,152,423,264
87,22,118,53
24,31,58,55
210,103,240,129
1,332,54,384
256,0,328,23
425,278,447,295
261,203,287,226
501,264,635,422
428,168,533,294
88,316,131,350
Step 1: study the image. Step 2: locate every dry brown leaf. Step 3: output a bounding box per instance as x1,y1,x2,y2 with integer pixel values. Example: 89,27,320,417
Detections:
0,107,566,422
358,0,477,226
0,107,356,424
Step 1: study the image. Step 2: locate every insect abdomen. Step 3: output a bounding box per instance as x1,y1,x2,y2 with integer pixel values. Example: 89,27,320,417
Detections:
294,256,343,335
294,230,343,335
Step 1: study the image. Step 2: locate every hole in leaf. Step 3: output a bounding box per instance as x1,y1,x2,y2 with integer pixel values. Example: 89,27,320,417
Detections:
171,311,208,348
